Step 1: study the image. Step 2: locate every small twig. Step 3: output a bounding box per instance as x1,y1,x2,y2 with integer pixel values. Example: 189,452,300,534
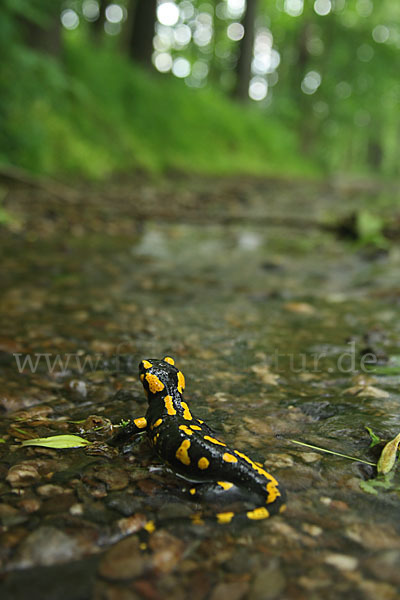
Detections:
289,438,376,467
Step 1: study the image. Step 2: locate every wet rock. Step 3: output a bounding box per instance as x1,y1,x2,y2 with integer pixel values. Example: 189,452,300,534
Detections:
345,523,400,550
40,493,77,514
301,523,323,537
18,496,41,513
157,502,195,521
93,581,141,600
343,384,389,398
6,462,41,487
98,535,149,581
250,364,279,387
251,563,286,600
149,530,185,574
117,514,148,536
69,502,84,516
0,503,27,526
324,553,358,571
300,400,336,420
267,453,294,468
209,581,249,600
69,379,88,397
363,550,400,586
106,492,142,516
37,484,71,497
92,465,129,491
284,301,315,314
13,526,81,567
346,572,399,600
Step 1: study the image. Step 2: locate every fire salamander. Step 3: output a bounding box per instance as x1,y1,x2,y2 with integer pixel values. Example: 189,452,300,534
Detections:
120,357,286,524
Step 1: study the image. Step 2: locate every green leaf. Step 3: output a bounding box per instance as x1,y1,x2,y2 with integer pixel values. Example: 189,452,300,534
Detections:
365,426,381,448
0,438,6,443
377,432,400,475
359,472,395,495
22,434,92,449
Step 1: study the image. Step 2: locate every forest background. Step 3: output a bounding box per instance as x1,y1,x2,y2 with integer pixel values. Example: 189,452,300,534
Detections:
1,0,399,180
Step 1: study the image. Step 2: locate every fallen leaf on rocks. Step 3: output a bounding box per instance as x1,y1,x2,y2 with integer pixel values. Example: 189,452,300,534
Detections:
22,434,92,449
377,433,400,475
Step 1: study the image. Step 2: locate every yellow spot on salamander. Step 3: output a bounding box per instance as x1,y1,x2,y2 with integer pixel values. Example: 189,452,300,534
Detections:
279,504,287,514
176,439,191,465
133,417,147,429
142,360,153,369
191,513,205,525
204,435,226,446
216,511,235,524
153,418,163,428
190,488,196,495
177,371,185,393
217,481,234,490
164,395,176,415
198,419,204,424
266,480,281,503
181,401,192,420
234,450,253,464
190,425,202,431
163,356,175,365
234,450,280,489
144,520,156,533
198,457,209,470
179,425,193,435
223,453,238,463
140,374,144,382
146,373,165,394
247,507,270,520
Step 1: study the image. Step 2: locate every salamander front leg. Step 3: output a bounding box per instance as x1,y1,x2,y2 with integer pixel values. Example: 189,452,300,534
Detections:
109,416,148,446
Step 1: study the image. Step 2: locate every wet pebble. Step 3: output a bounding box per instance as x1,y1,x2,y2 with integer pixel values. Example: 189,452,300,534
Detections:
345,523,400,550
106,492,143,516
36,483,71,497
363,550,400,586
149,530,185,574
301,522,323,537
13,526,81,568
18,496,41,513
209,581,249,600
251,563,286,600
93,465,129,491
324,553,358,571
0,503,27,526
98,535,149,581
267,453,294,468
6,462,41,487
117,514,148,536
68,379,88,396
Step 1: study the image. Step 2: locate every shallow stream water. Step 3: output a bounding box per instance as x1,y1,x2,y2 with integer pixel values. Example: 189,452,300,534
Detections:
0,176,399,599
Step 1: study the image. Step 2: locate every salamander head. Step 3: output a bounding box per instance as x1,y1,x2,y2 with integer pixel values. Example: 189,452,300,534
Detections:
139,357,185,398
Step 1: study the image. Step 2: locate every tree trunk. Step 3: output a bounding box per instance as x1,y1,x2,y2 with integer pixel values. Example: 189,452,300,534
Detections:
232,0,258,102
129,0,157,69
92,0,107,41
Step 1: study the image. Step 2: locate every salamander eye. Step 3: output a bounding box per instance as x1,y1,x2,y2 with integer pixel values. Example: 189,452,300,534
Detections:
163,356,175,366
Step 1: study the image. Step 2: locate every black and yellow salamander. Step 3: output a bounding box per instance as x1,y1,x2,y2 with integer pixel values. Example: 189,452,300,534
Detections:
119,356,286,524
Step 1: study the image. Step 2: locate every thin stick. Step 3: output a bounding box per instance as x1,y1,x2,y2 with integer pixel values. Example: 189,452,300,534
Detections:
289,439,376,467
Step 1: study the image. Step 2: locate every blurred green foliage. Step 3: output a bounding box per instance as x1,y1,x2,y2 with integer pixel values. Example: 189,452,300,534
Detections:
0,0,399,180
